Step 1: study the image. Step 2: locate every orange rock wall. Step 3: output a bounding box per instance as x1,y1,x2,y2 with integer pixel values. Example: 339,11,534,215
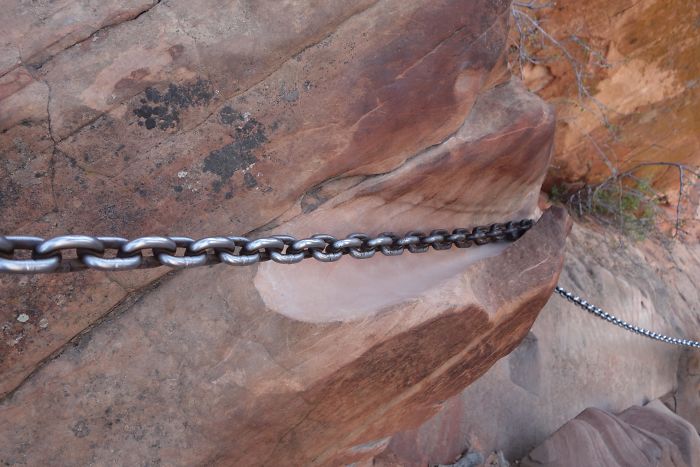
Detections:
516,0,699,193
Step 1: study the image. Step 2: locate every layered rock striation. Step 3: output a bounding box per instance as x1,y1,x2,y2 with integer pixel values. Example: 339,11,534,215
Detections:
373,219,700,465
522,400,700,467
0,1,568,464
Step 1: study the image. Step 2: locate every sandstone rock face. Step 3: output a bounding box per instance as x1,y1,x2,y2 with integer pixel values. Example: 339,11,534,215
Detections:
0,0,539,396
672,350,700,432
374,221,700,465
0,1,567,464
521,400,700,467
0,210,569,466
516,0,700,192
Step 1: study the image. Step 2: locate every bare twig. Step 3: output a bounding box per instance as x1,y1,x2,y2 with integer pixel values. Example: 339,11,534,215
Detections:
510,6,613,128
512,1,554,10
581,127,618,176
614,162,699,237
511,5,699,242
569,35,612,69
565,162,699,239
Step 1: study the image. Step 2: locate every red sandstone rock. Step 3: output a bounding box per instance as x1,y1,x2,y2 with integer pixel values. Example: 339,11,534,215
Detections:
373,221,700,465
0,1,568,464
669,350,700,433
0,208,569,466
512,0,700,197
1,0,525,396
521,400,700,467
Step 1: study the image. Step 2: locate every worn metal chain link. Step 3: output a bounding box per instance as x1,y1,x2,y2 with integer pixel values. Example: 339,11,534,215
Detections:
0,219,534,274
3,220,696,349
555,286,700,348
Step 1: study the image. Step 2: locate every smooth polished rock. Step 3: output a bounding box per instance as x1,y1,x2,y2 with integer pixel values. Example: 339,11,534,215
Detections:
373,221,700,465
521,400,700,467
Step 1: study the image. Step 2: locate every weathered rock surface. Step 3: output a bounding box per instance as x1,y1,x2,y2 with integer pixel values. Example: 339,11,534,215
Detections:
671,350,700,432
1,0,538,396
1,0,567,465
521,400,700,467
0,209,569,466
516,0,700,193
374,220,700,465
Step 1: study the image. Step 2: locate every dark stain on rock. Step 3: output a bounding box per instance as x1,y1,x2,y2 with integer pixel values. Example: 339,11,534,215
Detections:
219,106,243,125
279,82,300,103
300,186,328,214
167,44,185,60
71,419,90,438
71,333,93,355
203,117,267,192
134,79,213,130
100,204,119,221
243,172,258,188
173,185,183,193
129,424,146,441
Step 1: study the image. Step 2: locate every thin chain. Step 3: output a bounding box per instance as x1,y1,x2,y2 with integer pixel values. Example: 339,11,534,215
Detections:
555,285,700,348
0,219,534,274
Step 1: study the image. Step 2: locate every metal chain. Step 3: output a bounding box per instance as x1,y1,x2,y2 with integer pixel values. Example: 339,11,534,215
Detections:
4,220,696,349
555,285,700,348
0,219,534,274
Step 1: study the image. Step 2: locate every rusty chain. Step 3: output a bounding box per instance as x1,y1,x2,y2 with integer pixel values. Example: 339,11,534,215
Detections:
0,219,534,274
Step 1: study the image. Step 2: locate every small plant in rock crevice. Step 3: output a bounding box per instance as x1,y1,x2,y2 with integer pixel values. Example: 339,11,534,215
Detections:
546,183,566,204
565,163,700,241
508,1,700,242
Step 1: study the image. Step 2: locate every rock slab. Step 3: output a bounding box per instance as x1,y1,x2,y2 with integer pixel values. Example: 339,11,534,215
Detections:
373,221,700,465
521,400,700,467
0,1,568,465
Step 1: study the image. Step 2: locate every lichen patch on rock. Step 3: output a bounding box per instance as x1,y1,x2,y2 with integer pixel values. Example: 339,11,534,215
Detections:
202,114,267,192
133,79,213,130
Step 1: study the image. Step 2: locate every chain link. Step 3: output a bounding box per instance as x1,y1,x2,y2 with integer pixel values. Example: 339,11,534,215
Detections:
555,286,700,349
3,221,697,349
0,219,534,274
